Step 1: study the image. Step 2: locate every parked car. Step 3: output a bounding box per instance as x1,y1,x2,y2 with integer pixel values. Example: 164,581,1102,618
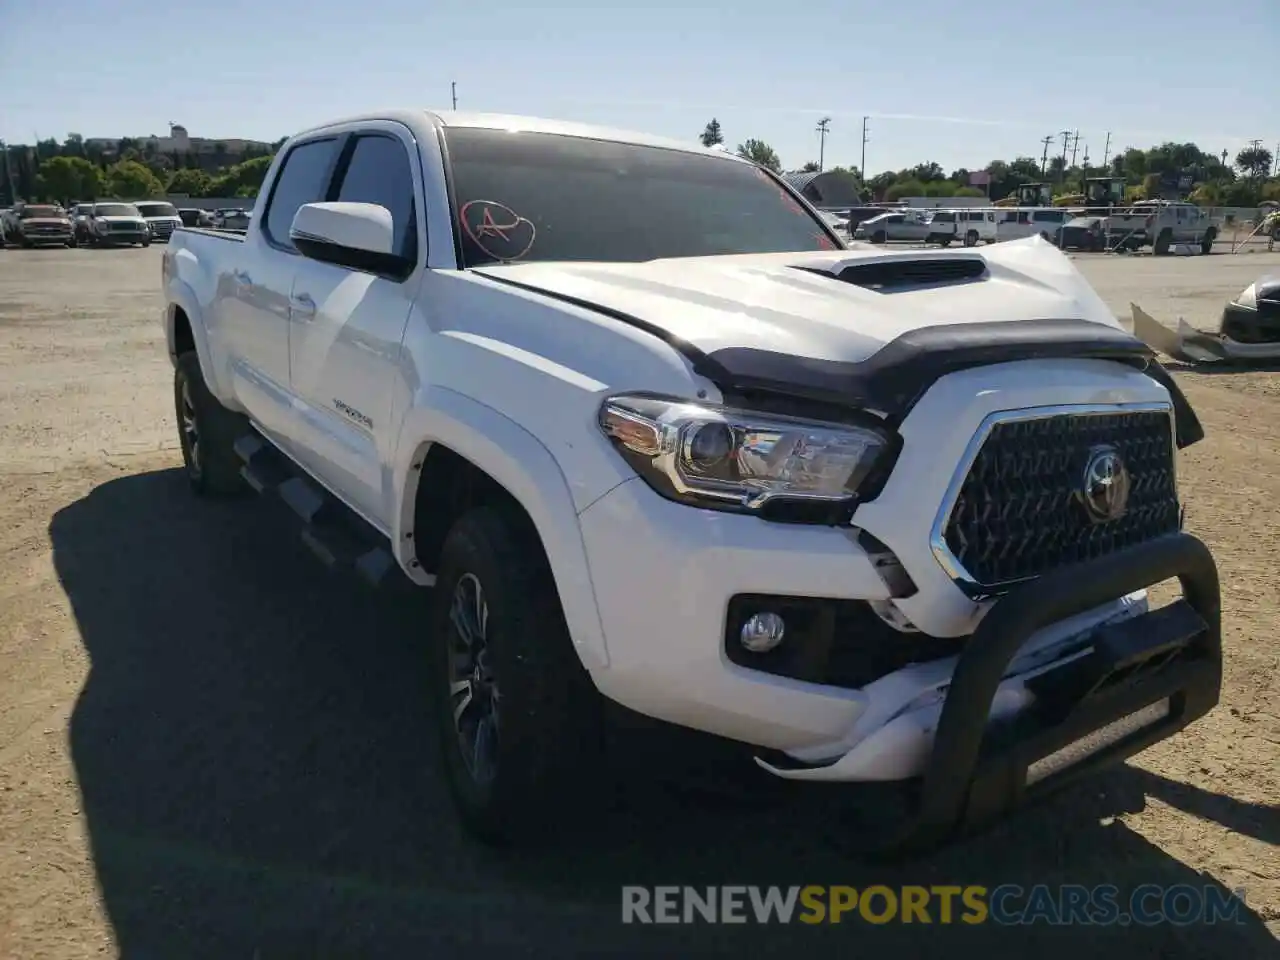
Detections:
135,201,184,242
1055,215,1108,252
212,208,251,230
996,207,1073,243
76,202,151,247
8,203,75,247
927,209,998,246
1103,201,1216,255
162,108,1221,854
178,208,215,228
851,210,949,244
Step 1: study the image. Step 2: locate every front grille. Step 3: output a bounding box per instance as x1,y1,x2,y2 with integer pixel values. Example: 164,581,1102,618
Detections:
941,409,1179,587
111,223,141,232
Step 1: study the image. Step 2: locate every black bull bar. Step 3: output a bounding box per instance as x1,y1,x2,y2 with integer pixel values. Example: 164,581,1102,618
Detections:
852,531,1221,859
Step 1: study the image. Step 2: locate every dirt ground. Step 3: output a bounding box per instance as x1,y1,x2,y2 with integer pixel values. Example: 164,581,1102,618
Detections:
0,245,1276,958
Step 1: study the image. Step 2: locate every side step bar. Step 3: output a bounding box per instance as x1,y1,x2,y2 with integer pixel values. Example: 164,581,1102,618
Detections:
234,433,399,588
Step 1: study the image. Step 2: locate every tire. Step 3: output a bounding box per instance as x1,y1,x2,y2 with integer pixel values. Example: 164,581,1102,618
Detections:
964,230,979,247
1200,228,1216,256
141,238,151,247
430,506,600,845
872,230,887,244
174,351,248,496
1154,228,1172,256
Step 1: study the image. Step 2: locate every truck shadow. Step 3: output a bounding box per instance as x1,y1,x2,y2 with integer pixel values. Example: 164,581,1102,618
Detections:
51,469,1275,959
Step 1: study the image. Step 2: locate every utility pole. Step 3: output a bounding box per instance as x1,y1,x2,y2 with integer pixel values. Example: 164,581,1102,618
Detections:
815,117,831,171
860,115,870,181
1059,130,1072,180
1039,135,1054,176
1101,131,1112,170
451,81,458,110
1069,130,1081,168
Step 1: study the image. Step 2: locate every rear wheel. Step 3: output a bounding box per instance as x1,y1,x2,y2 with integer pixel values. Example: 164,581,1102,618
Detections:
174,352,248,496
1154,228,1172,256
872,230,887,244
430,507,600,845
1200,228,1216,255
964,230,979,247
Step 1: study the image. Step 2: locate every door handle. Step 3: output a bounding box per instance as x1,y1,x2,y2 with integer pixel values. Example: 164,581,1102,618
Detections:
290,292,317,320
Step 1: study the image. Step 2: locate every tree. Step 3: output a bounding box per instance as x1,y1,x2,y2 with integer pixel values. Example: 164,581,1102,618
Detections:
36,156,104,201
884,179,925,201
1236,145,1273,179
106,159,165,199
700,119,724,148
212,155,273,198
735,139,781,173
166,168,213,197
799,160,820,173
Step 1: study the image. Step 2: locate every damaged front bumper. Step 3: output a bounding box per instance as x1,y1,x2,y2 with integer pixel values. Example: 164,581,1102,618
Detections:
763,532,1221,858
1131,301,1280,363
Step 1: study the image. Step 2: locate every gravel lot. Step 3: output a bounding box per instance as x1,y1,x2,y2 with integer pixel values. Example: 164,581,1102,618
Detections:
1,245,1277,958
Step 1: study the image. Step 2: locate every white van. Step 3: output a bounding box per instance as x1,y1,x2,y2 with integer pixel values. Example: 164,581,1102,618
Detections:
928,209,998,245
996,207,1074,243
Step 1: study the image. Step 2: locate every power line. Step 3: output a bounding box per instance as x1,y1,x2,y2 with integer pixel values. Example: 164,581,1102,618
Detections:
815,117,831,171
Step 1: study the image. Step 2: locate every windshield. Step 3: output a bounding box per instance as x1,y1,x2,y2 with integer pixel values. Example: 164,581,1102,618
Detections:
136,202,178,217
20,206,63,219
442,129,839,266
93,203,140,217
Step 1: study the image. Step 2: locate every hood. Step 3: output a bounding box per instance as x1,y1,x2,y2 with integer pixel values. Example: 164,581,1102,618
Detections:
21,217,71,226
471,237,1124,367
96,215,146,224
142,215,181,223
469,236,1181,429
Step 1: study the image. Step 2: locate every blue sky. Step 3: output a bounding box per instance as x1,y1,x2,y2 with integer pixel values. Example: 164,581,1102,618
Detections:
2,0,1276,175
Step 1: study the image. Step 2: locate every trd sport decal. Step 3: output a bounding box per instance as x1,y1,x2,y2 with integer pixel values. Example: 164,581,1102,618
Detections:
333,399,373,429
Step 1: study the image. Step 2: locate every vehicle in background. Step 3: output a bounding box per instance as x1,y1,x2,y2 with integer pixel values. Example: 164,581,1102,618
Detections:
1055,215,1108,252
816,209,850,238
851,209,950,244
7,203,75,247
162,108,1222,853
1102,201,1216,255
178,208,215,228
212,208,252,230
78,202,151,247
135,201,184,242
927,209,998,246
996,207,1072,242
68,203,96,242
993,182,1054,208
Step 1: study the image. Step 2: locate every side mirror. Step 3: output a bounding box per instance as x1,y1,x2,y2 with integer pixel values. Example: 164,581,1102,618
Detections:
290,202,412,278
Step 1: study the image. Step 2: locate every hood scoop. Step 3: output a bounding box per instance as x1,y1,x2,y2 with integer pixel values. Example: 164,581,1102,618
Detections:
801,256,987,292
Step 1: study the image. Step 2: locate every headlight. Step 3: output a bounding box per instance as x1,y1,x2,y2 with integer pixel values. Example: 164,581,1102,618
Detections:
1236,283,1257,309
598,394,892,517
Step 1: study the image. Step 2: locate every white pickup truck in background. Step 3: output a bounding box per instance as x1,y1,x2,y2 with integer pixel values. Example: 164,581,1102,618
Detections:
161,109,1223,853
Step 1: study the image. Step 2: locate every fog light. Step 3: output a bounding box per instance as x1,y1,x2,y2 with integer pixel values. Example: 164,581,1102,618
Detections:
740,612,785,653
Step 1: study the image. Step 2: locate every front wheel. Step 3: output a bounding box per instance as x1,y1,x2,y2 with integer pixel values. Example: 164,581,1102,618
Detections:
871,230,887,244
964,230,979,247
140,238,151,247
174,352,248,496
430,507,600,845
1200,229,1216,255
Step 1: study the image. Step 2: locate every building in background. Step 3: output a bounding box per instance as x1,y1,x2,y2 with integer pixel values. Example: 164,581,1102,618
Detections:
84,123,272,159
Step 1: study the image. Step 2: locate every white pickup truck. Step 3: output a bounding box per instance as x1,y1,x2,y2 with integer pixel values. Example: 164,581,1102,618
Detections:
162,109,1223,854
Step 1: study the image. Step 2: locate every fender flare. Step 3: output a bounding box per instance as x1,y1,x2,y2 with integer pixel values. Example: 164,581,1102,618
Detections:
164,278,223,396
390,387,611,671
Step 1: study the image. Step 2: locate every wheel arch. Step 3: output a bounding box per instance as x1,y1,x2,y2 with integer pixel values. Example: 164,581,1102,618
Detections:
391,388,610,671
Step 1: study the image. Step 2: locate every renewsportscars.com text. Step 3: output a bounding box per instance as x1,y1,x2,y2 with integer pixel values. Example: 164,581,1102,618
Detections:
621,884,1248,926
